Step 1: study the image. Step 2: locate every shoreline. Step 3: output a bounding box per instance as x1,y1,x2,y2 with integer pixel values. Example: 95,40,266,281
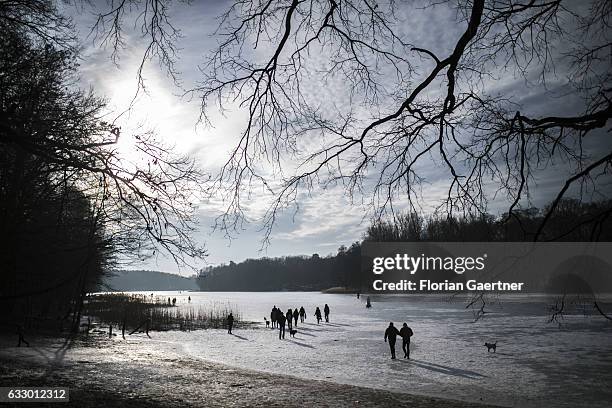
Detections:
0,334,498,407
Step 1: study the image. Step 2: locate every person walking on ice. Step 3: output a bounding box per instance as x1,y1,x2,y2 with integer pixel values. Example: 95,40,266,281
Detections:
324,304,330,322
271,306,278,328
299,306,306,322
277,312,286,339
227,312,234,334
399,322,414,359
293,308,299,327
314,307,322,324
286,308,293,330
384,322,401,359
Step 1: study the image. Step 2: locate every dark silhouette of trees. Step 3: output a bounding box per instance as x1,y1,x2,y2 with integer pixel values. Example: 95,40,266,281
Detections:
3,1,609,327
198,247,358,291
365,199,612,242
364,199,612,321
0,1,205,332
198,199,611,292
188,0,610,241
17,1,608,244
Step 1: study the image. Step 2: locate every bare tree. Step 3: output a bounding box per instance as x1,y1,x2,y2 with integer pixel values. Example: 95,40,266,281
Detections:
15,1,610,244
87,0,186,93
0,1,208,334
185,0,610,241
0,1,206,268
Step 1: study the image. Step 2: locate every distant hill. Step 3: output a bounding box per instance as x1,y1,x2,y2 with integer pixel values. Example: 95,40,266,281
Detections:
102,270,199,292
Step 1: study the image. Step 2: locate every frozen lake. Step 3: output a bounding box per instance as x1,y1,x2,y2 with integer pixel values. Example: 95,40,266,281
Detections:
132,291,612,407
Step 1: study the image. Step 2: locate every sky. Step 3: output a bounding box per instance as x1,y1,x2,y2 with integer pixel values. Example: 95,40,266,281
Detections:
62,1,611,274
64,0,372,272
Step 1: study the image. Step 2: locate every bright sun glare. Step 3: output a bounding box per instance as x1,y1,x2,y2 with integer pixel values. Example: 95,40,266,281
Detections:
106,77,183,166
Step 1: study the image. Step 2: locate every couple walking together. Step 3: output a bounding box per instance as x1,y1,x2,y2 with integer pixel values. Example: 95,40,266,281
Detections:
384,322,413,359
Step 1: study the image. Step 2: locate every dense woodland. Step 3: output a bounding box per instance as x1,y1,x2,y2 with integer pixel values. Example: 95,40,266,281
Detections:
0,2,203,333
198,244,361,291
197,199,612,291
0,20,112,331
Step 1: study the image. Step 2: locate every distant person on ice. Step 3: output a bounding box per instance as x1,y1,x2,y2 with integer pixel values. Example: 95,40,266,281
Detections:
293,308,299,327
271,306,278,328
286,309,293,330
366,296,372,308
227,312,234,334
400,323,414,359
299,306,306,322
16,324,29,347
324,304,330,322
277,311,286,339
384,322,401,359
315,307,322,324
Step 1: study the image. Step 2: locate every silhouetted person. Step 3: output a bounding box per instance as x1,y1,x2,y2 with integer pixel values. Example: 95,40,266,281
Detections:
172,297,176,306
366,296,372,308
399,323,414,359
286,309,293,330
227,312,234,334
323,304,330,322
271,306,278,328
384,322,400,359
188,296,191,303
357,292,360,299
315,307,322,324
168,297,172,305
293,308,299,327
299,306,306,322
17,325,29,347
278,312,286,339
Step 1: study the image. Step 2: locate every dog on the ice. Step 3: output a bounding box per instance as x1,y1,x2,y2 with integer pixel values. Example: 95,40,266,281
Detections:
484,342,497,353
289,329,297,337
264,317,270,328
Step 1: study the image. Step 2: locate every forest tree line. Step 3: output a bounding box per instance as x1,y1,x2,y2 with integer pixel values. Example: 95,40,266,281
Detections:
0,2,203,333
197,199,612,291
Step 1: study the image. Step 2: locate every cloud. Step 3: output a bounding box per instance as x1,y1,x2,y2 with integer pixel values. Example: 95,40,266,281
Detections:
64,1,612,271
273,187,367,241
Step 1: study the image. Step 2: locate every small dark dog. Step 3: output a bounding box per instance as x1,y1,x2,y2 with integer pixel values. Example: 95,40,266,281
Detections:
484,342,497,353
264,317,270,328
289,329,297,337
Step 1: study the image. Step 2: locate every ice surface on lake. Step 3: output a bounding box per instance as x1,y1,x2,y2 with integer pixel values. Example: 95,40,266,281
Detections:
141,291,612,407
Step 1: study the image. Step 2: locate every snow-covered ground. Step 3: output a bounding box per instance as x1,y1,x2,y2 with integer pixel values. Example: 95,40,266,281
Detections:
136,291,612,407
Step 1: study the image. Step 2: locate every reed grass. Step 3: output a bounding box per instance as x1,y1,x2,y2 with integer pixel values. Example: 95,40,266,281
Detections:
83,293,245,332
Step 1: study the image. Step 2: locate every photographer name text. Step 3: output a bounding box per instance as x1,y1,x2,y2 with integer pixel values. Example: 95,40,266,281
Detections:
372,279,525,292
